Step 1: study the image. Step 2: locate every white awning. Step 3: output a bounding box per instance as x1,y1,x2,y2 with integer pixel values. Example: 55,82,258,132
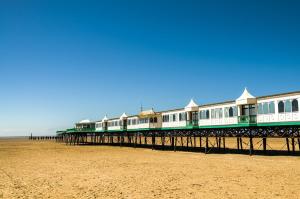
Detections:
236,88,257,105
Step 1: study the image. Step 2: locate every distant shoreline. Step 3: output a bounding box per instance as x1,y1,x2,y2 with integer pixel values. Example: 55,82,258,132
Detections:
0,136,29,139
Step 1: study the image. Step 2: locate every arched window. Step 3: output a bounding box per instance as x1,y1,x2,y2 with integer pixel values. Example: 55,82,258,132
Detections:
206,110,210,119
154,117,157,123
278,101,285,113
292,99,299,112
285,100,292,112
150,118,154,123
229,107,233,117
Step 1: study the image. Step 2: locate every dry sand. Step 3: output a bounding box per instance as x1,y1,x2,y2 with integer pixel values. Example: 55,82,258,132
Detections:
0,139,300,199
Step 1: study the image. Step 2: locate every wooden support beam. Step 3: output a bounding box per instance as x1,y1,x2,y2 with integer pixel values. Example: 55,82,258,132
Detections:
249,136,254,156
286,138,290,153
171,136,174,148
174,136,177,152
199,136,202,149
240,137,243,150
263,137,267,153
152,134,155,150
292,137,295,153
181,136,183,147
205,136,208,154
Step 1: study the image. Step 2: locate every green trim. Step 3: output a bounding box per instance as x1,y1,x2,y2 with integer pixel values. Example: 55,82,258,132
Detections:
60,121,300,134
256,121,300,127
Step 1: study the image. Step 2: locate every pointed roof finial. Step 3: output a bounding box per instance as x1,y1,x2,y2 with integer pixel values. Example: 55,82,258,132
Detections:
236,87,256,105
120,112,128,120
102,115,108,122
185,98,199,111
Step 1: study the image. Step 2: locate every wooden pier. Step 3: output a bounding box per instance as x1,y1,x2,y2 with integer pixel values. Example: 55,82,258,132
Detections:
55,126,300,155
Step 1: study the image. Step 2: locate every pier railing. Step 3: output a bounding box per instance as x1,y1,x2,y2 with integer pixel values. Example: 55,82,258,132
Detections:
238,115,257,124
186,120,199,128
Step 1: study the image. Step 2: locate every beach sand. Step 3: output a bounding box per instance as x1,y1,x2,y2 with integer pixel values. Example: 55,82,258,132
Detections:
0,139,299,199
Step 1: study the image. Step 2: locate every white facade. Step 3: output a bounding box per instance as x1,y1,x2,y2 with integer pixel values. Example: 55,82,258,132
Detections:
161,109,187,128
107,119,121,131
95,121,103,131
94,90,300,131
257,94,300,124
198,103,238,127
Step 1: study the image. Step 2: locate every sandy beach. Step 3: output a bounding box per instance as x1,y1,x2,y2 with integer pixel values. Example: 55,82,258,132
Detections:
0,139,300,199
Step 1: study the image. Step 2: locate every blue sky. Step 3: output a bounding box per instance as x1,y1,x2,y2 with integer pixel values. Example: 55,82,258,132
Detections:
1,0,300,136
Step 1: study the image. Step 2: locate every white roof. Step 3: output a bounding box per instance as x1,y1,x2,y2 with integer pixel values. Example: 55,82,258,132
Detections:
236,88,257,105
185,99,198,108
79,119,91,124
236,88,255,100
102,115,108,122
185,99,199,111
120,112,128,119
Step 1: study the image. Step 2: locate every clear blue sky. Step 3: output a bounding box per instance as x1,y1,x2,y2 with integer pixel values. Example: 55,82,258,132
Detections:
1,0,300,136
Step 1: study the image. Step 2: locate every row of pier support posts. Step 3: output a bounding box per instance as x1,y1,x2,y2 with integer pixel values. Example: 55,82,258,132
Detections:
60,128,300,155
285,137,300,154
29,136,57,140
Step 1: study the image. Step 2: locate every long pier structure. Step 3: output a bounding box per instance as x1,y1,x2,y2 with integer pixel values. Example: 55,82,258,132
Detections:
56,89,300,155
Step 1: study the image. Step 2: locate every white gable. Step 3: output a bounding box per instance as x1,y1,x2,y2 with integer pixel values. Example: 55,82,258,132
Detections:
102,115,108,122
120,112,128,120
236,88,257,105
185,99,199,111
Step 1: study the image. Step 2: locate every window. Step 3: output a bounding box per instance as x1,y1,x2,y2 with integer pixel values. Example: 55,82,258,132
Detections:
269,102,275,114
211,109,215,119
172,114,177,122
154,117,157,123
150,118,154,123
263,103,269,114
139,118,149,124
285,100,292,112
212,108,223,118
292,99,299,112
206,110,210,119
278,101,284,113
224,108,229,118
132,119,137,125
163,115,169,122
242,105,256,116
217,108,223,118
229,107,233,117
200,110,210,119
179,112,186,121
192,112,198,120
233,107,237,116
258,103,263,114
200,110,204,119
